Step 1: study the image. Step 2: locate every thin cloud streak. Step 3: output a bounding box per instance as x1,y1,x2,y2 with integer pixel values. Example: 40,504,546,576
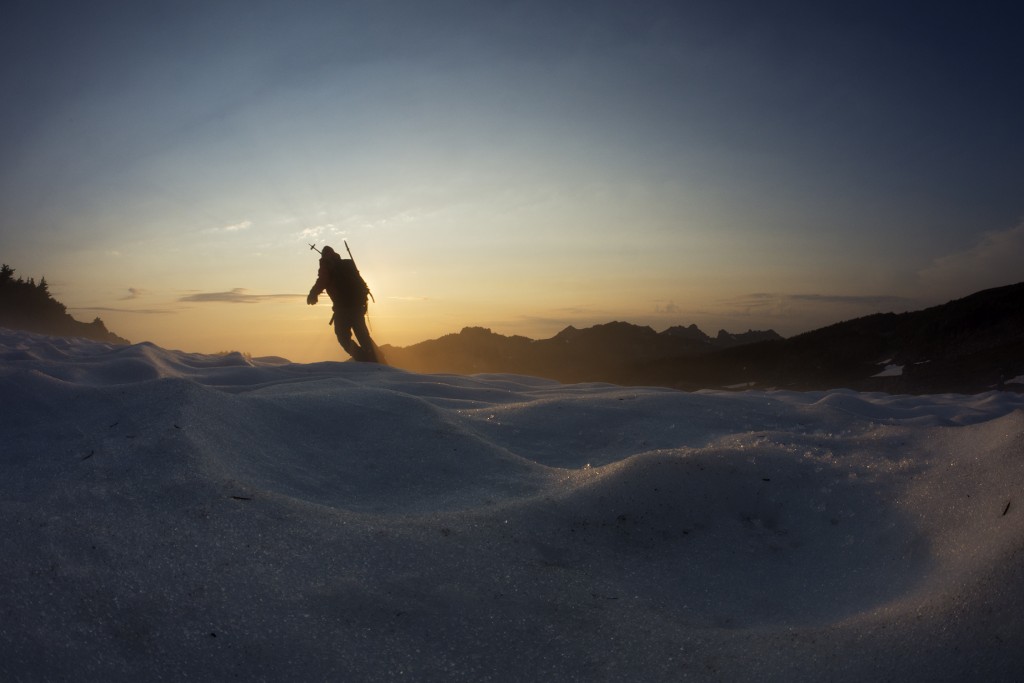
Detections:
723,292,914,312
788,293,915,308
72,306,176,315
179,288,303,304
202,220,254,234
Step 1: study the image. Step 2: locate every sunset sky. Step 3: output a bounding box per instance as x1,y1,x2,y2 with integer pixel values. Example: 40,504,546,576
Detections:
1,1,1022,363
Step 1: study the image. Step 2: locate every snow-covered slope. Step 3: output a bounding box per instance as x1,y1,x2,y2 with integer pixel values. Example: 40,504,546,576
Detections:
2,328,1023,681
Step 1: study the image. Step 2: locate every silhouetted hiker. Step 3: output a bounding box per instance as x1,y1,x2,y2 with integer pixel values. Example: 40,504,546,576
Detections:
307,245,381,363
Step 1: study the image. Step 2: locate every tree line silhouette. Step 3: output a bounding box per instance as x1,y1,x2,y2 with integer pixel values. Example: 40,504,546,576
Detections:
0,264,128,344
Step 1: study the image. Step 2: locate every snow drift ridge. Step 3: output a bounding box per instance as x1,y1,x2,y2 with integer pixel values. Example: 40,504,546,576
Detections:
2,328,1023,681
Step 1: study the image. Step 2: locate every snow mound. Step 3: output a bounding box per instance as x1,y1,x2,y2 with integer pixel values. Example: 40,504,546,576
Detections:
2,328,1023,681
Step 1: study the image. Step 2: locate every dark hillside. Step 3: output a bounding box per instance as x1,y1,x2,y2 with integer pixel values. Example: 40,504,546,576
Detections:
385,283,1024,394
0,264,129,344
637,282,1024,393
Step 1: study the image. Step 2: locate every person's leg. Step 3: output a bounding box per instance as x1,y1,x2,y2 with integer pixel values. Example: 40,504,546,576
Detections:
333,315,362,360
351,316,379,363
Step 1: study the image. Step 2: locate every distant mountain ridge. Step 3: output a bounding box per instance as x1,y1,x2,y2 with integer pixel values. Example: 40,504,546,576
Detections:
662,323,783,349
381,319,783,385
382,282,1024,394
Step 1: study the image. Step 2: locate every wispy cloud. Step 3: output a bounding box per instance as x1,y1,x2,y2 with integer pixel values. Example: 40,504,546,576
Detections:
72,306,175,315
203,220,253,234
507,307,611,329
179,288,303,304
918,222,1024,297
787,293,914,308
298,224,334,241
119,287,147,301
654,300,681,315
721,292,913,314
714,293,790,317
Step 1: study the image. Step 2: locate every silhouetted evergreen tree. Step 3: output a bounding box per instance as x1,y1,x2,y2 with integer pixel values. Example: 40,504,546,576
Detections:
0,263,129,344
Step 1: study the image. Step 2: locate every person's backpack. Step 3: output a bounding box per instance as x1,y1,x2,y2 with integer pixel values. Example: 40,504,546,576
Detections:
327,255,370,306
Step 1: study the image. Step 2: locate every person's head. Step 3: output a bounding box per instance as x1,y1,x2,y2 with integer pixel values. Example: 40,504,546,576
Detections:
321,245,337,258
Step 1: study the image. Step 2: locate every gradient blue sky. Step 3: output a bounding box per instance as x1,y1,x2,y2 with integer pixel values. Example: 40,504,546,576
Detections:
1,0,1022,362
